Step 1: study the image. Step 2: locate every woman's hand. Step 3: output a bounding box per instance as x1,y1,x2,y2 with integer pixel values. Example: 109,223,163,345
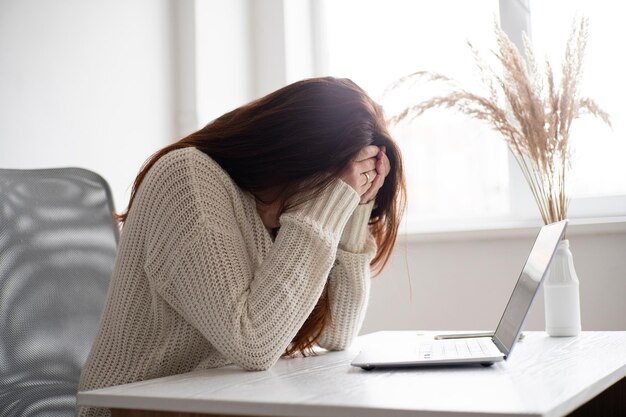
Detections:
361,146,390,204
339,145,391,204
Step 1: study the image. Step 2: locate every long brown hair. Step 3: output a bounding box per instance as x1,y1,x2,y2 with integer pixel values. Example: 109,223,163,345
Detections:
119,77,406,357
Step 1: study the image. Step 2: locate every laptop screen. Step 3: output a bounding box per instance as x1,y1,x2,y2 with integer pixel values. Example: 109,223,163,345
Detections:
493,220,568,356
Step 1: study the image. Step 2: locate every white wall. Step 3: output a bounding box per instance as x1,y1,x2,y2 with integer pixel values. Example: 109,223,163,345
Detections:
362,222,626,333
0,0,177,209
195,0,253,125
194,0,319,126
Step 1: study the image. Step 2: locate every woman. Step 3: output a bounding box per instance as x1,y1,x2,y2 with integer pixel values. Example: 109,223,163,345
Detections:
77,77,405,416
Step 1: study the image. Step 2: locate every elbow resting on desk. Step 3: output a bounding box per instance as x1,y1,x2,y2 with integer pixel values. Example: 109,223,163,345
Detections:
317,328,358,352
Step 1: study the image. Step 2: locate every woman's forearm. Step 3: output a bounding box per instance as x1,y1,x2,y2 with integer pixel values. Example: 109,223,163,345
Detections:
317,202,376,350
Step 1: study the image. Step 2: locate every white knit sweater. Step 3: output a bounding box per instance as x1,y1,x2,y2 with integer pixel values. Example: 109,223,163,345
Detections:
77,147,376,417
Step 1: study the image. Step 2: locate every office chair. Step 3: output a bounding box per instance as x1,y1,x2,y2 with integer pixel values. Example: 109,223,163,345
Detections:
0,168,119,416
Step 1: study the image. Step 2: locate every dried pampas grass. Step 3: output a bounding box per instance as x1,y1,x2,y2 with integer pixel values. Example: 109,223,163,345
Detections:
388,18,611,224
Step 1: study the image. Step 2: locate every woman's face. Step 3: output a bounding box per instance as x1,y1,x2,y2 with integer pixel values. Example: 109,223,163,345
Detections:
255,199,281,229
254,187,284,229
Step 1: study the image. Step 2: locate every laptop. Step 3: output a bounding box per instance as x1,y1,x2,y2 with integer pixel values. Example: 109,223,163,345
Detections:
351,219,568,370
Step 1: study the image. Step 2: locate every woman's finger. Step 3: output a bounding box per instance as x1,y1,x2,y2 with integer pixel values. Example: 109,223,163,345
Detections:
356,157,376,174
354,145,380,162
357,169,376,189
360,173,383,204
378,152,391,177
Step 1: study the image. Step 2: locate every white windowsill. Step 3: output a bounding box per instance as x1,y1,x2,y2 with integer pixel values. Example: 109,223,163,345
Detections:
399,216,626,243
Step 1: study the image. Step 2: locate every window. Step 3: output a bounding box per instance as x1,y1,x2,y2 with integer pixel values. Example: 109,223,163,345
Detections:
529,0,626,217
318,0,626,231
320,0,507,232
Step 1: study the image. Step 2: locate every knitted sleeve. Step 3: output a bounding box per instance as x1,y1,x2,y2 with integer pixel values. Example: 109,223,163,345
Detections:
152,169,360,371
317,201,377,351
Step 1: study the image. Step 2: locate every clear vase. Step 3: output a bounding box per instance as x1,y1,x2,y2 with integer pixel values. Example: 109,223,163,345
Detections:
544,239,581,336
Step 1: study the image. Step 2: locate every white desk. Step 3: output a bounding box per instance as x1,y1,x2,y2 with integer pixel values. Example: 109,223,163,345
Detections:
78,331,626,417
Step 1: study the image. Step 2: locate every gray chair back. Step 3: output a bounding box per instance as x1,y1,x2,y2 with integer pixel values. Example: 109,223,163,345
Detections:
0,168,119,416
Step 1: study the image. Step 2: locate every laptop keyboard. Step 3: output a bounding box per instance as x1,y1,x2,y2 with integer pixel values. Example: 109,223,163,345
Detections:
418,338,495,360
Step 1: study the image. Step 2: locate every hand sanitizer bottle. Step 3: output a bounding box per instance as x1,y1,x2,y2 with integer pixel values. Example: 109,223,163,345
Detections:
544,239,582,336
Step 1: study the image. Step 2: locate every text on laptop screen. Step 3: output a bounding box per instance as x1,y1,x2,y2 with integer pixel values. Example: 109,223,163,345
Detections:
493,222,566,353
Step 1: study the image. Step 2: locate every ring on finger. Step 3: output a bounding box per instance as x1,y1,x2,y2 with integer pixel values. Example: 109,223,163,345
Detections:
362,172,370,186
